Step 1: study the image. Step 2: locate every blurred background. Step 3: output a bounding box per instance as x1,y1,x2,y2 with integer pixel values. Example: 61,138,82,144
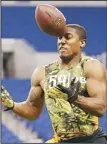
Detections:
1,1,107,143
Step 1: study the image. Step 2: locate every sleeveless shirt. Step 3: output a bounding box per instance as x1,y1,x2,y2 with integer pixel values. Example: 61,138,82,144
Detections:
44,55,98,140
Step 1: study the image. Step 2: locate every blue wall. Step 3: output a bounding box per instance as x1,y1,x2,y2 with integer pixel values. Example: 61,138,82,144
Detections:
2,6,106,54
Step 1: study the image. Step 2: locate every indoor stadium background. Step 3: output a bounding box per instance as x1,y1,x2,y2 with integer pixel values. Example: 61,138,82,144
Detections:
1,1,107,143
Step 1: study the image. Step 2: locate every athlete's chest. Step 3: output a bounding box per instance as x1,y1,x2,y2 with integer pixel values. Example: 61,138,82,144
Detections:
45,65,87,91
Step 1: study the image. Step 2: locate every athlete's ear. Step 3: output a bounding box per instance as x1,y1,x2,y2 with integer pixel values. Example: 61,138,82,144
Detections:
80,39,86,48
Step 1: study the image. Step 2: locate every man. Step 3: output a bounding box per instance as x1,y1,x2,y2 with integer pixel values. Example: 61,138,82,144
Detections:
1,24,107,143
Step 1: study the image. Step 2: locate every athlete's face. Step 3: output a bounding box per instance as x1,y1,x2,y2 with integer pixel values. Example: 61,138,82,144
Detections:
57,27,85,60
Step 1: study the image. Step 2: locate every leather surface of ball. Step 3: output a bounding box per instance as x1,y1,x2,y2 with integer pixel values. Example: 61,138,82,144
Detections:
35,4,66,37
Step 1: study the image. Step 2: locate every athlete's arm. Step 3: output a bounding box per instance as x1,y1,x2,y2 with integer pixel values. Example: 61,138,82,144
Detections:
74,60,107,117
13,66,45,120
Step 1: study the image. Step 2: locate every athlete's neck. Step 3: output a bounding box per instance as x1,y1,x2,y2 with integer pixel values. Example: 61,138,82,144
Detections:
59,53,81,69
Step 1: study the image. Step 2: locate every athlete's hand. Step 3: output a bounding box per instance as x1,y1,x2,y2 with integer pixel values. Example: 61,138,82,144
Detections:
0,86,14,111
57,77,80,103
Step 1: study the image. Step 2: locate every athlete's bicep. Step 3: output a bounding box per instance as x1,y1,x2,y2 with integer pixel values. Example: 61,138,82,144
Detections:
84,60,107,102
26,66,45,108
26,86,44,108
86,77,106,102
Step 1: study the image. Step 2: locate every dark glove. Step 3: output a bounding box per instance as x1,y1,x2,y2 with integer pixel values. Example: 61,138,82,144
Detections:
0,86,14,111
57,77,80,103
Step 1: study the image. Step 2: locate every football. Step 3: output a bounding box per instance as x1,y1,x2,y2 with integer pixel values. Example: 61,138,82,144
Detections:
35,4,67,37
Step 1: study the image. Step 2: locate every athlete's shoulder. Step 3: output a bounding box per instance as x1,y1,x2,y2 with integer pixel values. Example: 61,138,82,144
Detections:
31,66,45,84
80,53,101,66
83,57,106,80
82,53,103,65
81,53,93,61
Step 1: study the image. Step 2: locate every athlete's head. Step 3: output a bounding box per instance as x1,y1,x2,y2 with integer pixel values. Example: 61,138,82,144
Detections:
57,24,87,62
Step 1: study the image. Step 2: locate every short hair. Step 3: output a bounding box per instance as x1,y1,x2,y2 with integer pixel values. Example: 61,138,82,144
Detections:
66,24,87,41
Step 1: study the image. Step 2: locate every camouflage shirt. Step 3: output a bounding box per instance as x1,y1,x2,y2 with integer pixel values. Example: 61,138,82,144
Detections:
44,55,98,140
